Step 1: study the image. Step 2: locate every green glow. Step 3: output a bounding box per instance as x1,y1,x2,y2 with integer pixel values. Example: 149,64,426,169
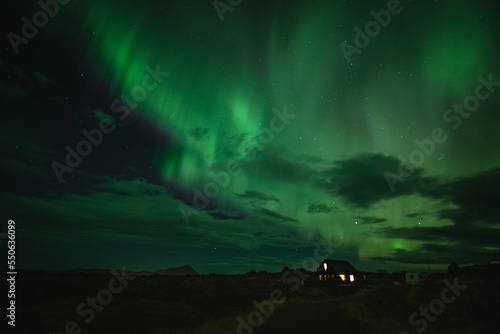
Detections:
5,0,498,273
421,3,494,96
73,0,500,270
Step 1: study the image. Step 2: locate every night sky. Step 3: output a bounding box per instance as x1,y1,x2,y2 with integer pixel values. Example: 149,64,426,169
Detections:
2,0,500,274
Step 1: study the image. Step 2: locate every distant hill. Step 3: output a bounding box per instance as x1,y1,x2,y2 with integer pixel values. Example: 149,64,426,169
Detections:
154,265,199,276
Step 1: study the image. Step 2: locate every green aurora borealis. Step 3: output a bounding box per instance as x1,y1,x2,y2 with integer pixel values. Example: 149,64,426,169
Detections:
1,0,500,274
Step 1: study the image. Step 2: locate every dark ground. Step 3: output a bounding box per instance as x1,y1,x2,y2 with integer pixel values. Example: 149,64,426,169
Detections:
9,270,500,334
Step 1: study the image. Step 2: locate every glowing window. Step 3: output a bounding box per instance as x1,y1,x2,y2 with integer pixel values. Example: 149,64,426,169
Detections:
349,275,354,282
323,263,327,271
339,274,346,281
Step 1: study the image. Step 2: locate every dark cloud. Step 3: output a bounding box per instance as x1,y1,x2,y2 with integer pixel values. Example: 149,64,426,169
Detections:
259,207,299,223
372,243,500,265
374,213,500,265
209,211,246,220
314,154,500,218
433,167,500,226
246,153,442,209
315,153,440,208
375,224,500,247
307,203,336,214
386,166,500,240
235,190,280,203
353,216,388,224
367,166,500,265
246,151,314,184
97,177,165,197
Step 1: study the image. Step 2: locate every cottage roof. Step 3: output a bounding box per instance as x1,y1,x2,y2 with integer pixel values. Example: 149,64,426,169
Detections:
321,259,358,272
